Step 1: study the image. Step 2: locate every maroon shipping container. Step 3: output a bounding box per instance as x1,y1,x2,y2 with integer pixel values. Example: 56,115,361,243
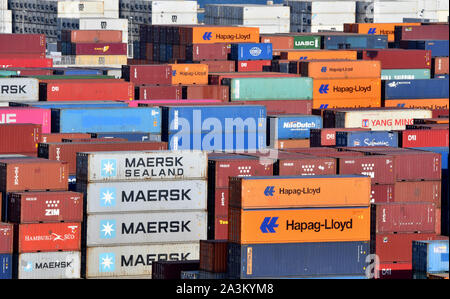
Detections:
372,233,447,263
0,53,46,59
395,24,449,41
137,85,182,100
152,260,200,279
310,128,371,147
399,129,449,148
432,109,449,118
274,152,336,176
37,141,168,175
208,72,298,85
0,222,13,254
359,49,432,69
433,57,449,75
239,100,313,115
182,85,229,101
214,188,229,217
0,124,41,155
40,133,92,143
0,158,68,192
61,138,128,143
371,202,436,233
377,262,412,279
339,155,395,185
7,191,83,224
8,68,53,76
370,181,441,205
200,240,228,273
202,60,235,73
212,215,228,241
0,34,46,55
122,65,172,85
236,60,272,72
186,44,228,61
74,43,127,55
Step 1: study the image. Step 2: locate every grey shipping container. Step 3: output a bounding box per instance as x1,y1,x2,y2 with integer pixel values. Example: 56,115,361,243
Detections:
16,251,81,279
0,78,39,102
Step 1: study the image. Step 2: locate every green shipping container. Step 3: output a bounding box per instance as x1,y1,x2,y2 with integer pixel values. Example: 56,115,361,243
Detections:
225,77,313,101
293,36,321,50
381,69,431,80
0,70,18,77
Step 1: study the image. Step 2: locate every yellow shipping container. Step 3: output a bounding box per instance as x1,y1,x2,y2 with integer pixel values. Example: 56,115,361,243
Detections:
75,55,128,66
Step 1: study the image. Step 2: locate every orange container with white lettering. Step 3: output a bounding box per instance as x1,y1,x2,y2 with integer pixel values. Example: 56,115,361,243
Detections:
228,206,371,244
169,63,208,85
300,60,381,79
229,175,371,209
344,23,421,42
313,97,381,109
275,139,310,149
280,50,357,61
184,26,260,44
313,78,381,101
383,99,449,110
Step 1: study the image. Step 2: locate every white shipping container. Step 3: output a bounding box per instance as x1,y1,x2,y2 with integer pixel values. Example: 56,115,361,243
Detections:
79,18,128,43
357,13,421,23
151,1,197,14
286,0,356,14
81,179,207,214
0,78,39,102
86,211,207,246
76,150,208,182
85,242,200,278
151,12,197,25
0,9,11,22
17,251,81,279
58,1,104,18
335,109,433,131
291,13,355,25
291,24,344,33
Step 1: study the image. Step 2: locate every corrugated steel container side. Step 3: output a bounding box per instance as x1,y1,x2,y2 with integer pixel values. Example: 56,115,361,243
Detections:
346,22,421,42
371,181,441,205
268,114,322,140
122,65,172,85
227,241,370,279
229,175,371,209
8,191,83,223
411,147,449,170
230,43,273,61
186,26,260,44
41,133,92,143
236,60,272,72
274,139,310,149
16,251,81,279
300,60,381,79
0,254,12,279
85,243,200,278
400,40,449,58
359,49,432,69
186,44,228,61
90,132,161,142
400,129,449,148
313,78,381,101
208,72,298,86
273,152,337,176
74,43,128,56
183,85,229,102
383,79,449,100
202,60,235,73
136,85,182,100
76,150,207,183
238,100,312,115
412,240,449,273
0,222,13,254
170,64,208,85
433,57,449,75
152,260,200,279
0,58,53,68
338,155,396,184
0,124,41,155
380,69,431,80
310,128,370,147
200,240,227,273
395,25,449,42
68,30,123,43
383,99,449,110
336,131,399,147
0,78,39,102
16,222,81,253
280,50,357,61
0,34,46,54
377,262,412,279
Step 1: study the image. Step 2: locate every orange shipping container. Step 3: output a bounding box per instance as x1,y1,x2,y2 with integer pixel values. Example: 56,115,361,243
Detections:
276,139,310,149
300,60,381,79
170,64,208,85
313,98,382,109
229,175,371,209
383,99,449,110
344,23,421,42
434,57,449,75
70,30,123,43
228,206,371,244
260,35,294,54
313,78,381,100
188,26,260,44
280,50,357,61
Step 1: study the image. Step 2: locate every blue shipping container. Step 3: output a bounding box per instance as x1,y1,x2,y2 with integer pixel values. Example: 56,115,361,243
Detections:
230,43,273,61
90,132,162,142
268,114,322,140
322,35,388,50
401,40,449,57
53,68,104,76
336,131,399,147
412,240,449,273
51,107,161,133
383,79,449,99
0,254,12,279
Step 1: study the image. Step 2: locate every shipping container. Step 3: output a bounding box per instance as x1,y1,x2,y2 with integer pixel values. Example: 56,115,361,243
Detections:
51,107,161,134
280,50,357,61
260,35,294,52
0,58,53,69
412,147,448,170
383,79,448,100
182,85,229,102
0,124,41,155
74,55,128,66
228,206,370,244
310,128,370,147
376,262,412,279
229,175,370,209
8,191,83,224
85,243,200,278
236,60,271,72
0,78,39,102
0,222,13,254
381,69,431,80
209,72,298,86
152,260,200,279
313,78,381,101
16,251,81,279
400,40,449,58
433,57,449,75
344,22,421,42
274,139,310,149
72,43,128,56
322,34,388,50
136,85,182,101
336,131,399,147
359,49,432,69
270,151,337,176
395,24,449,42
122,65,172,85
202,60,235,73
267,114,322,144
230,43,273,61
41,133,92,143
231,100,312,115
313,98,382,109
383,99,449,110
412,240,449,273
371,181,441,205
299,60,381,79
338,155,396,185
16,222,81,253
0,254,12,279
79,179,207,214
200,240,227,273
228,241,370,279
170,64,208,85
90,132,161,142
186,44,229,61
66,30,123,43
181,26,260,45
0,34,46,54
86,211,207,246
10,101,129,109
399,129,449,148
76,150,207,183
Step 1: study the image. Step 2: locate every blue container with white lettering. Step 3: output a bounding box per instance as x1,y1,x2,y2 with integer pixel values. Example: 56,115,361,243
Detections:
383,79,449,99
162,105,266,151
0,254,12,279
400,40,449,57
336,131,399,147
412,240,449,273
268,114,322,140
322,34,388,50
230,43,273,61
51,107,161,133
90,132,161,142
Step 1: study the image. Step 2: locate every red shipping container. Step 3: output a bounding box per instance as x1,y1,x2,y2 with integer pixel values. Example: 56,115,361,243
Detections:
15,222,81,253
7,191,83,223
236,60,272,72
200,240,228,273
212,215,228,241
372,233,447,263
370,181,441,205
399,129,449,148
239,100,312,115
432,109,449,118
310,128,371,147
208,72,298,85
39,81,134,101
214,188,229,217
186,44,228,61
0,222,13,253
122,65,172,85
272,152,337,176
376,262,412,279
183,85,229,102
0,53,46,59
371,202,436,233
0,34,46,54
0,124,41,155
359,49,432,69
8,68,53,76
395,24,449,41
67,30,123,43
433,57,449,75
0,58,53,68
137,85,182,100
202,60,235,73
74,43,127,55
0,158,68,193
41,133,92,143
339,155,396,184
38,141,168,175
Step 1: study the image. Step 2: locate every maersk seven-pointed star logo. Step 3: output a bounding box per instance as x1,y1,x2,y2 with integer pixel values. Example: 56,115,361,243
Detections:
101,159,117,178
100,220,116,239
100,188,116,207
99,253,115,272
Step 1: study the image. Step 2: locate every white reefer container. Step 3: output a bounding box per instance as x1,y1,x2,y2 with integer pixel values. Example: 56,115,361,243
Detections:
57,1,104,18
287,0,356,14
0,78,39,102
86,210,207,246
335,109,433,131
76,150,208,182
17,251,81,279
80,179,207,214
85,242,200,278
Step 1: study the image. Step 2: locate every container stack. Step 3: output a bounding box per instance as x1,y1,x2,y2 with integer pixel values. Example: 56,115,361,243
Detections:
0,34,52,68
356,0,429,23
412,239,449,279
76,150,208,278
